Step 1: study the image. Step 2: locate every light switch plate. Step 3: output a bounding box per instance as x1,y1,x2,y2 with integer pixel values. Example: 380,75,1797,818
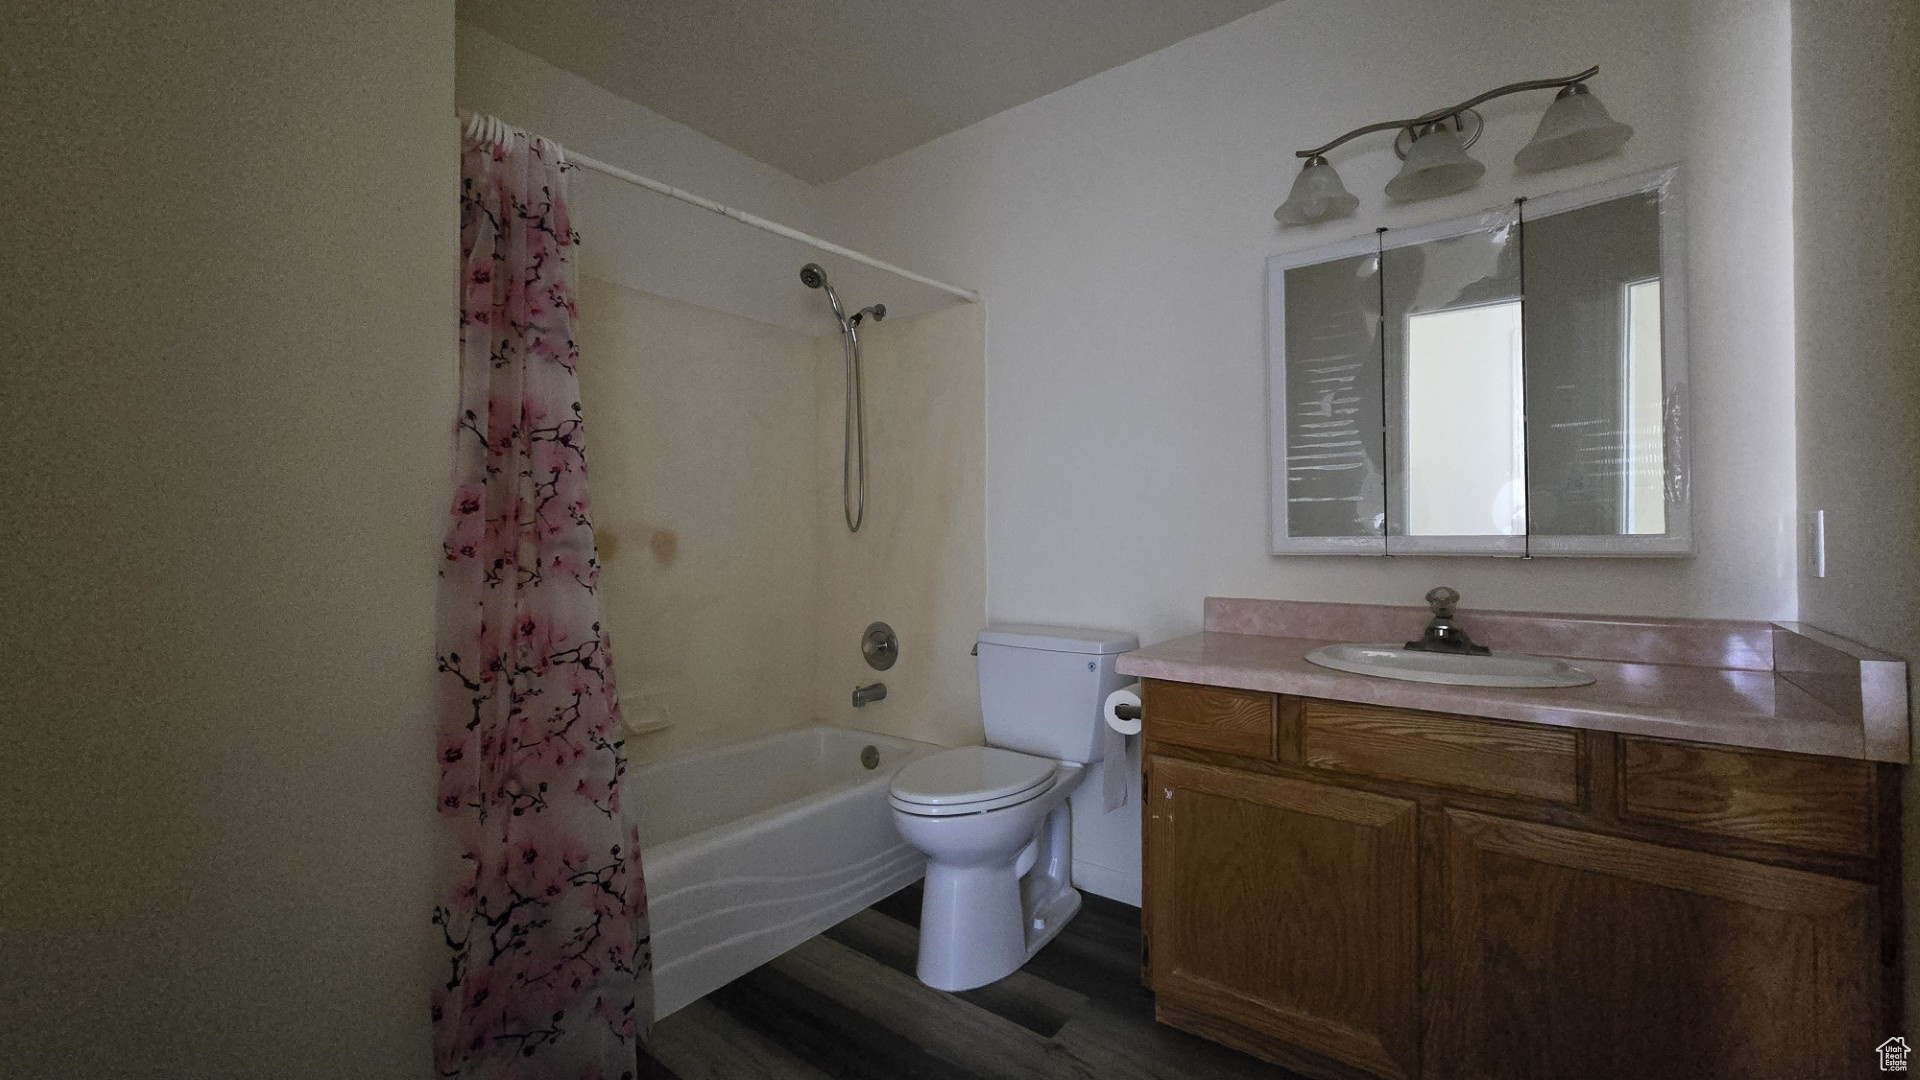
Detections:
1802,510,1827,578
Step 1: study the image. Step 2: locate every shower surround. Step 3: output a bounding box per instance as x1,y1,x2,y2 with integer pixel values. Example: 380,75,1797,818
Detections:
575,278,987,763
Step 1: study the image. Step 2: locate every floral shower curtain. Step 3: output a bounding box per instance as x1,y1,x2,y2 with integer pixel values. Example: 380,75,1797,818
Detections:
433,128,649,1079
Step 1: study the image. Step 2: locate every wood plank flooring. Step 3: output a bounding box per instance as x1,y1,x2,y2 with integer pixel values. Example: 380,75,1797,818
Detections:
638,882,1306,1079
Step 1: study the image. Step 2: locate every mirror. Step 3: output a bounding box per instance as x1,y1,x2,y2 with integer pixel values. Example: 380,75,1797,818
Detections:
1272,235,1386,549
1267,167,1688,556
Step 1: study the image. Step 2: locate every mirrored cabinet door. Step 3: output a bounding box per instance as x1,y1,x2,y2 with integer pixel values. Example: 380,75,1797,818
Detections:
1381,209,1525,555
1520,171,1690,555
1267,235,1387,553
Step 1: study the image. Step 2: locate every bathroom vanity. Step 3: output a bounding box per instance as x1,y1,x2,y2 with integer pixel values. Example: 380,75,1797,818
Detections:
1119,598,1908,1080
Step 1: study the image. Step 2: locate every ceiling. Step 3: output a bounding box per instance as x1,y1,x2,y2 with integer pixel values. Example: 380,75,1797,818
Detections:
455,0,1282,184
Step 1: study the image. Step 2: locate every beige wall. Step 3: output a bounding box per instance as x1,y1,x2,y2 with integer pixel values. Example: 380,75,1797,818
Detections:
1790,0,1920,1018
810,303,990,749
1,2,454,1077
576,277,823,764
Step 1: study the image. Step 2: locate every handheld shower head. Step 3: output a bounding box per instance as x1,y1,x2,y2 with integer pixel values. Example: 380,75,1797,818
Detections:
801,262,848,326
803,263,885,536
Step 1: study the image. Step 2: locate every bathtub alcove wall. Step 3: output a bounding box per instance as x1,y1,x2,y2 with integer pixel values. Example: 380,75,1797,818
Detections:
567,205,987,1021
576,276,987,764
551,120,988,1018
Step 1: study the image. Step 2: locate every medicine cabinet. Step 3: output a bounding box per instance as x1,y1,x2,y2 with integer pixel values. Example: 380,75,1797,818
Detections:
1267,167,1688,556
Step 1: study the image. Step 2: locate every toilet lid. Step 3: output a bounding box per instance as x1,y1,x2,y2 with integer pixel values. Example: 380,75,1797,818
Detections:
890,746,1056,807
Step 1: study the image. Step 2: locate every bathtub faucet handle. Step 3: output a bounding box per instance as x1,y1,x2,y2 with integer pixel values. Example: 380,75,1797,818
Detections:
852,682,888,708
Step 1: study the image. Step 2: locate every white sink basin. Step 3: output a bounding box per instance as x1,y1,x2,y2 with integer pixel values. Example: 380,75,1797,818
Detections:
1304,643,1595,688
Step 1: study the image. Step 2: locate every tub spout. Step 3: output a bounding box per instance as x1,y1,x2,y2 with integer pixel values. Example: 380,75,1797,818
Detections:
852,682,888,708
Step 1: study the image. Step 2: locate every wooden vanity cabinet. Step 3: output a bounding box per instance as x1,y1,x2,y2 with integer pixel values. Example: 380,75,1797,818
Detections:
1428,810,1878,1080
1147,756,1421,1079
1139,680,1900,1080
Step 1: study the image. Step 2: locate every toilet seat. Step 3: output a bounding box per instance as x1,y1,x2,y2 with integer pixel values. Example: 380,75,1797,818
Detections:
890,746,1058,818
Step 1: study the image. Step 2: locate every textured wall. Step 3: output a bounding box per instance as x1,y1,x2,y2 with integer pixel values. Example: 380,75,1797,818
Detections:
1,1,455,1075
1790,0,1920,1019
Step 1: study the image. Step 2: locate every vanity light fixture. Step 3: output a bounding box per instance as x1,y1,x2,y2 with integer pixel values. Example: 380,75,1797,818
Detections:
1384,118,1486,201
1274,65,1632,225
1514,82,1635,172
1273,155,1361,226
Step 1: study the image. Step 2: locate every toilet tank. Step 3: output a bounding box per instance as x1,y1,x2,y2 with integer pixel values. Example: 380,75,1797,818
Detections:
976,624,1139,764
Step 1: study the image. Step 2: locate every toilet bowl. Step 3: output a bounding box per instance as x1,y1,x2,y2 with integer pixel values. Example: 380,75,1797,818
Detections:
889,746,1086,991
886,624,1136,991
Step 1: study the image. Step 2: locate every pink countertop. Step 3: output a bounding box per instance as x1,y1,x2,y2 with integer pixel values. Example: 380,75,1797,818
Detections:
1114,599,1910,763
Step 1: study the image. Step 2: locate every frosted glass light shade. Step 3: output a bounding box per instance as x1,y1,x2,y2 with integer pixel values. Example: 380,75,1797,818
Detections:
1384,124,1485,202
1275,156,1360,225
1515,84,1633,172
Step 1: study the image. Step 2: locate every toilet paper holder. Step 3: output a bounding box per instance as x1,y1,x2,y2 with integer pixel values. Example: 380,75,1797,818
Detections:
1111,701,1141,724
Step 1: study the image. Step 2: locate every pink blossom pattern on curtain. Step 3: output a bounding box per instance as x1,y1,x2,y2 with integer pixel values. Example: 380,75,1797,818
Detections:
433,131,649,1080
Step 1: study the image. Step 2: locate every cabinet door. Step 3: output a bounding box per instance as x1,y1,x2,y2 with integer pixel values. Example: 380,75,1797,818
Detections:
1147,756,1419,1079
1429,810,1879,1080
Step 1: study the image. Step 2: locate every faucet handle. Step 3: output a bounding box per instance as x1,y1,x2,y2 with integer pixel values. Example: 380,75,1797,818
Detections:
1424,586,1460,618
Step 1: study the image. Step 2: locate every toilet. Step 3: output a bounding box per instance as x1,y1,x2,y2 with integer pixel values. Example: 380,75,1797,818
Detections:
888,624,1138,991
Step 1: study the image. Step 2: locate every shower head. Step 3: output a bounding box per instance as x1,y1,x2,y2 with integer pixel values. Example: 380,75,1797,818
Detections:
801,262,848,327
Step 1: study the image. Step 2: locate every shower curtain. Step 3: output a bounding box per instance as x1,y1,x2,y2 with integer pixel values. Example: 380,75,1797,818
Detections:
433,129,649,1079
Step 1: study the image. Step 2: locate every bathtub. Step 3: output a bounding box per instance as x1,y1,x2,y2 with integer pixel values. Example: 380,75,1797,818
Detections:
628,725,940,1020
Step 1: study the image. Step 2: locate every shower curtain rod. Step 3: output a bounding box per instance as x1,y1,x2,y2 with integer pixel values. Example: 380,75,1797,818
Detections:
459,111,982,304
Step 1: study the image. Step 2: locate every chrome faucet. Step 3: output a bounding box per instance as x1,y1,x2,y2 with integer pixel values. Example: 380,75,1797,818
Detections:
852,682,888,708
1405,587,1491,655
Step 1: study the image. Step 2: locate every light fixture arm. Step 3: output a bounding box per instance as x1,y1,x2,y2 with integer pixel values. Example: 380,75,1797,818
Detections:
1294,65,1601,159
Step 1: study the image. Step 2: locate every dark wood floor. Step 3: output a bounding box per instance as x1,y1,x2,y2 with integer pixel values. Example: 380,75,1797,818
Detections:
637,882,1305,1079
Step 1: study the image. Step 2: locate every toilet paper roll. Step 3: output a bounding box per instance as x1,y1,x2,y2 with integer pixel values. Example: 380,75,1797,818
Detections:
1101,683,1143,813
1103,684,1143,736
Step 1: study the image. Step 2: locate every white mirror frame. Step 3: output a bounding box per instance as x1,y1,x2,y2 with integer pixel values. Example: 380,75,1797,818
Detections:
1265,165,1691,557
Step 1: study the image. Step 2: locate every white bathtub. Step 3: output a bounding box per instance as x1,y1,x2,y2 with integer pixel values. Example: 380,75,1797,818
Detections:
628,725,940,1020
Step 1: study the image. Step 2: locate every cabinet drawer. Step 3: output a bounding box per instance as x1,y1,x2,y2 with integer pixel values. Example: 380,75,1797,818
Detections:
1618,737,1876,858
1301,699,1582,805
1144,681,1276,759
